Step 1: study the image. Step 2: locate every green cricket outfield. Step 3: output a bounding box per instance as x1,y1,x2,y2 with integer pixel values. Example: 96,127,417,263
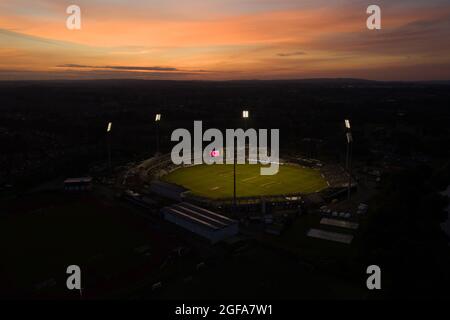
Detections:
162,163,328,199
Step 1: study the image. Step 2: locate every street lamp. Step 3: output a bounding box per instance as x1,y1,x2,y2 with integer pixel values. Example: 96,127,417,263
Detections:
106,122,112,172
155,113,161,155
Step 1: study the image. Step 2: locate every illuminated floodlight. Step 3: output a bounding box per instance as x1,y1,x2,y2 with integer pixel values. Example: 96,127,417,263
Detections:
345,119,351,129
107,122,112,132
346,132,353,144
155,114,162,122
243,110,249,119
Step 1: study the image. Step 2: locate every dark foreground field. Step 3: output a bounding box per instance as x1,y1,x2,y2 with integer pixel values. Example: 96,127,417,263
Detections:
0,191,186,298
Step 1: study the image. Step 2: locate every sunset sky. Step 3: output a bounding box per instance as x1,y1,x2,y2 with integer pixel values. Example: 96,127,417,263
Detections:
1,0,450,80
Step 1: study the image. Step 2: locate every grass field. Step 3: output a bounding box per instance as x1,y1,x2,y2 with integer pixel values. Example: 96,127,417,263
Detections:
162,164,328,199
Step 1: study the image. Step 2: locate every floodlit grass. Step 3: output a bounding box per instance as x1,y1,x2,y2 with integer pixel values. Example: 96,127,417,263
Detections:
162,163,328,199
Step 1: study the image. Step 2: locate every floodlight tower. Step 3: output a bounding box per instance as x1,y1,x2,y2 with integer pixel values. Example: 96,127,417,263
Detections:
155,113,162,155
242,109,250,152
233,144,237,212
106,122,112,173
233,110,250,212
243,110,249,130
345,119,351,170
344,119,353,200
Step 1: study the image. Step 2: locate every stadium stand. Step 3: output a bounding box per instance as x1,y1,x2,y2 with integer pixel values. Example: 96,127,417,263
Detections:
320,218,359,230
307,228,354,244
161,202,239,244
150,180,187,202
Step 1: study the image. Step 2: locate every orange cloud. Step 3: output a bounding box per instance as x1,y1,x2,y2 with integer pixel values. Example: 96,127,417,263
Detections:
1,2,450,80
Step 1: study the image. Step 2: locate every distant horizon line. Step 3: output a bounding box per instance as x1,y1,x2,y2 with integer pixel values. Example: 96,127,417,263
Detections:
0,77,449,83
